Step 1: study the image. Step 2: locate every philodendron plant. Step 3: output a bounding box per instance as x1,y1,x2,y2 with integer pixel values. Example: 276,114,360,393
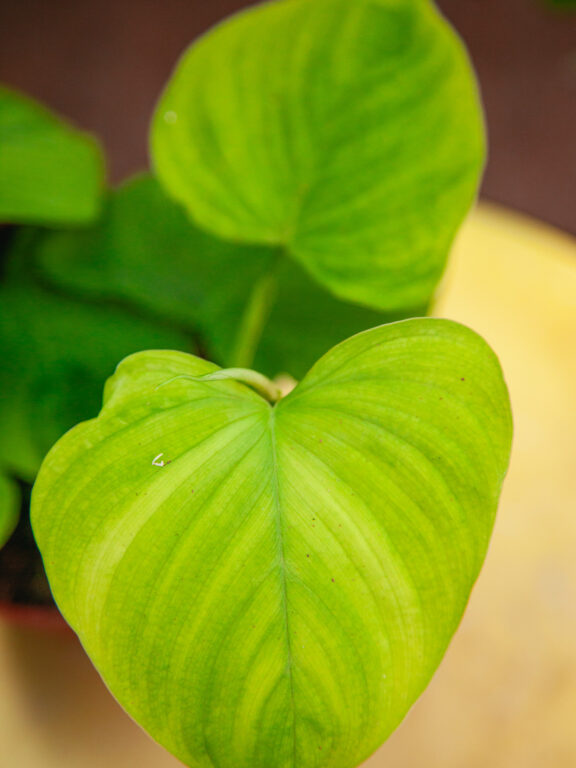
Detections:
6,0,515,766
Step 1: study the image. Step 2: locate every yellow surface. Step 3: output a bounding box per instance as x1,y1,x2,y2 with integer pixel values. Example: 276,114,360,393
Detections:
1,203,575,766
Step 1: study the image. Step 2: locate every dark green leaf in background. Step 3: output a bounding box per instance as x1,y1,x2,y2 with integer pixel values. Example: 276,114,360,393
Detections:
0,86,104,225
35,173,275,357
0,473,19,549
543,0,576,8
0,229,193,481
152,0,485,313
33,319,512,768
252,256,422,378
38,174,423,379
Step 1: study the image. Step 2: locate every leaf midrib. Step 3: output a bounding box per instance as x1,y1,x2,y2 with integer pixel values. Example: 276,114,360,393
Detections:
268,405,298,768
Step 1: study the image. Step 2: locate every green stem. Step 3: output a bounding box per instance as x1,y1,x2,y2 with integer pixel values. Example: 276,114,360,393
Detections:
197,369,283,404
231,252,282,369
156,369,294,404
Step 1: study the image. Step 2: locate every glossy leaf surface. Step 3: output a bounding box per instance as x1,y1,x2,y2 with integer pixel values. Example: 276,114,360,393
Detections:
38,174,418,378
0,230,193,480
152,0,485,311
33,319,512,768
0,473,19,549
0,86,104,225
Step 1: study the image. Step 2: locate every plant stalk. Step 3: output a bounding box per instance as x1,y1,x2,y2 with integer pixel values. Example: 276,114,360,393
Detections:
197,368,283,404
230,252,282,369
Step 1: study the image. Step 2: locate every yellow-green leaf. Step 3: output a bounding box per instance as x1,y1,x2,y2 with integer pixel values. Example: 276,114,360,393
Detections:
32,319,512,768
152,0,485,312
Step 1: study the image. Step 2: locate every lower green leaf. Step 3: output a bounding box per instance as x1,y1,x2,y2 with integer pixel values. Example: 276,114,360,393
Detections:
32,319,512,768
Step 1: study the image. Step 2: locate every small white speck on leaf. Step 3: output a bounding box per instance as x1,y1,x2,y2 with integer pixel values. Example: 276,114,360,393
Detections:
152,453,165,467
164,111,178,124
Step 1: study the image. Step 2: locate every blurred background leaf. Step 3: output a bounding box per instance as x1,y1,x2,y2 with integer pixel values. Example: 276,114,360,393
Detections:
0,86,105,225
0,474,19,550
0,228,194,481
35,174,275,357
38,174,423,380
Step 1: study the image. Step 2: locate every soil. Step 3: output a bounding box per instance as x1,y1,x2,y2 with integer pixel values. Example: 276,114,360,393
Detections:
0,481,55,607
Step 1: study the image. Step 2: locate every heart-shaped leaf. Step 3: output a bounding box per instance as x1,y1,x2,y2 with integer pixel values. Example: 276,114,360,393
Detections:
152,0,485,312
0,229,194,480
0,86,104,225
0,473,19,549
37,173,421,378
32,319,511,768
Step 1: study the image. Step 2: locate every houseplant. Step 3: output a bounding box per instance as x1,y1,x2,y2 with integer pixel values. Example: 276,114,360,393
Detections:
2,1,513,766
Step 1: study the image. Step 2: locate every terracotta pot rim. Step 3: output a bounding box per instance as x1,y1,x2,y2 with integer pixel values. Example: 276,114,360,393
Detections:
0,600,72,633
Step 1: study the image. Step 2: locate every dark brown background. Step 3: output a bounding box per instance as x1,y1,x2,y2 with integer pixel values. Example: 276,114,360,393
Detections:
0,0,574,234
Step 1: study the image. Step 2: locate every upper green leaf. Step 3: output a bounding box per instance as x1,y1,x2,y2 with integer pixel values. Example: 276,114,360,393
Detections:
32,319,512,768
152,0,485,312
37,173,421,378
0,473,19,549
0,229,194,480
0,86,104,225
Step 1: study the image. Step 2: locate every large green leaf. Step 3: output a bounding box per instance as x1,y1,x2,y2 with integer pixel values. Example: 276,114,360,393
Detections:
38,174,419,378
152,0,485,312
0,473,19,549
0,86,104,225
0,229,194,481
32,319,512,768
